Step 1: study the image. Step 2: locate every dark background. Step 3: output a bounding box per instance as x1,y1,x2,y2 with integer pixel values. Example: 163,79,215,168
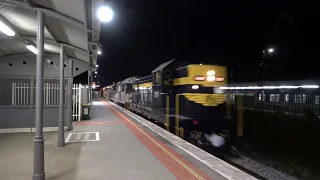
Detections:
75,1,320,86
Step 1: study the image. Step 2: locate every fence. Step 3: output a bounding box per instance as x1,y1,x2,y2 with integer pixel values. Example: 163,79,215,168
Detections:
11,82,68,106
11,82,85,121
72,84,82,121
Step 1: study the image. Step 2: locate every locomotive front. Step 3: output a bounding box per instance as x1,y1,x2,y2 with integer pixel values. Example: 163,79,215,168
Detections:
173,64,235,147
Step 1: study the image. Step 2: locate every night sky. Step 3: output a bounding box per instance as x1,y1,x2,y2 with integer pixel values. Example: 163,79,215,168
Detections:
74,1,320,87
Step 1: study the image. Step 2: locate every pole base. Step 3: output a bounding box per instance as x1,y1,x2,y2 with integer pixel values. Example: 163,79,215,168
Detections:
32,173,45,180
57,140,65,147
67,126,73,131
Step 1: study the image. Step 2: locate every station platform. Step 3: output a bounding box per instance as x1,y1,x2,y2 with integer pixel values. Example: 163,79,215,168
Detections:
0,99,257,180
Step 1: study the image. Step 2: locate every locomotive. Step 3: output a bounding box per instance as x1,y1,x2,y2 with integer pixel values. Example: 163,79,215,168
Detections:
103,59,235,147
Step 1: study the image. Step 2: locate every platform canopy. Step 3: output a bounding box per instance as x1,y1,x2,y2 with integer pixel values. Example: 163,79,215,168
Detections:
0,0,104,77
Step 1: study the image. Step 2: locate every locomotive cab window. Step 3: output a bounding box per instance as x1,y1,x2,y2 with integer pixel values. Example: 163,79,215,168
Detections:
153,71,162,85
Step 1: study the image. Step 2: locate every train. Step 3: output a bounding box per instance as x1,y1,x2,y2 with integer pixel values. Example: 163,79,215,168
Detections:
102,59,236,148
223,80,320,117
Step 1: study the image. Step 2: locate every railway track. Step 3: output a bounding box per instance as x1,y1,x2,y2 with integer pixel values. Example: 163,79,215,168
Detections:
145,114,298,180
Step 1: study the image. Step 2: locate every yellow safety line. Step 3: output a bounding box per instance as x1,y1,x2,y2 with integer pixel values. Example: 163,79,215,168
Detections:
105,101,205,180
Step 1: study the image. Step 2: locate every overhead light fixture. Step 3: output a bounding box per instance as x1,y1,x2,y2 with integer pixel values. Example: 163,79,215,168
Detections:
26,44,38,54
0,20,15,36
97,6,113,22
97,51,101,55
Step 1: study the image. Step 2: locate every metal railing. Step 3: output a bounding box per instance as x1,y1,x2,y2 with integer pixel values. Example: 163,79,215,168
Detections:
72,84,82,121
11,82,84,121
12,82,30,106
12,82,67,106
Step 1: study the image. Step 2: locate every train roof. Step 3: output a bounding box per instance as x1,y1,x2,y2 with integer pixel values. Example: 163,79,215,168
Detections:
227,79,320,86
152,59,175,73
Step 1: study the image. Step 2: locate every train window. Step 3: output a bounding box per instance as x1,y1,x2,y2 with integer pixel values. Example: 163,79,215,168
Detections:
122,84,126,92
259,94,266,101
126,84,133,93
315,95,319,105
270,94,280,102
153,71,161,85
294,94,306,103
285,94,289,102
294,94,300,103
270,94,275,102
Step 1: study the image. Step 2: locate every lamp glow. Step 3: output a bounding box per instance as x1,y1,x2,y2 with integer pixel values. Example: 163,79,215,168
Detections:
207,70,215,76
97,51,101,55
207,76,215,82
26,44,38,54
97,6,113,22
96,65,99,67
0,20,15,36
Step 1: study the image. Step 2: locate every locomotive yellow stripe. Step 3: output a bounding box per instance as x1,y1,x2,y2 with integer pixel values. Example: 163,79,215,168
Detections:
182,93,226,106
133,82,152,88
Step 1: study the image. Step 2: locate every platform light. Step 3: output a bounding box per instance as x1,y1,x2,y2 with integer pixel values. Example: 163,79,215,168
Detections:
97,51,102,55
95,71,97,74
96,64,99,67
0,20,15,36
26,44,38,54
97,6,113,22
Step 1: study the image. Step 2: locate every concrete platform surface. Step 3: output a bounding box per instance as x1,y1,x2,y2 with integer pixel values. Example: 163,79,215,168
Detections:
0,99,255,180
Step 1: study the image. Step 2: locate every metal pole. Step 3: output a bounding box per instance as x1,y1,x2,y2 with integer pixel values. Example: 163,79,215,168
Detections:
90,70,92,102
33,9,45,180
88,70,91,102
67,59,73,131
261,50,265,109
57,44,65,147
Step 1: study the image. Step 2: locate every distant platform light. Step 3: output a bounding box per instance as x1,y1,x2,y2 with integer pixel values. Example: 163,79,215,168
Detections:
268,48,274,53
97,6,113,22
95,71,97,74
96,64,99,67
97,51,101,55
0,20,15,36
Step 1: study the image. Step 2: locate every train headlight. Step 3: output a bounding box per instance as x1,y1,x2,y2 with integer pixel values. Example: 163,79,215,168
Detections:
207,75,215,82
207,70,215,76
192,85,199,89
